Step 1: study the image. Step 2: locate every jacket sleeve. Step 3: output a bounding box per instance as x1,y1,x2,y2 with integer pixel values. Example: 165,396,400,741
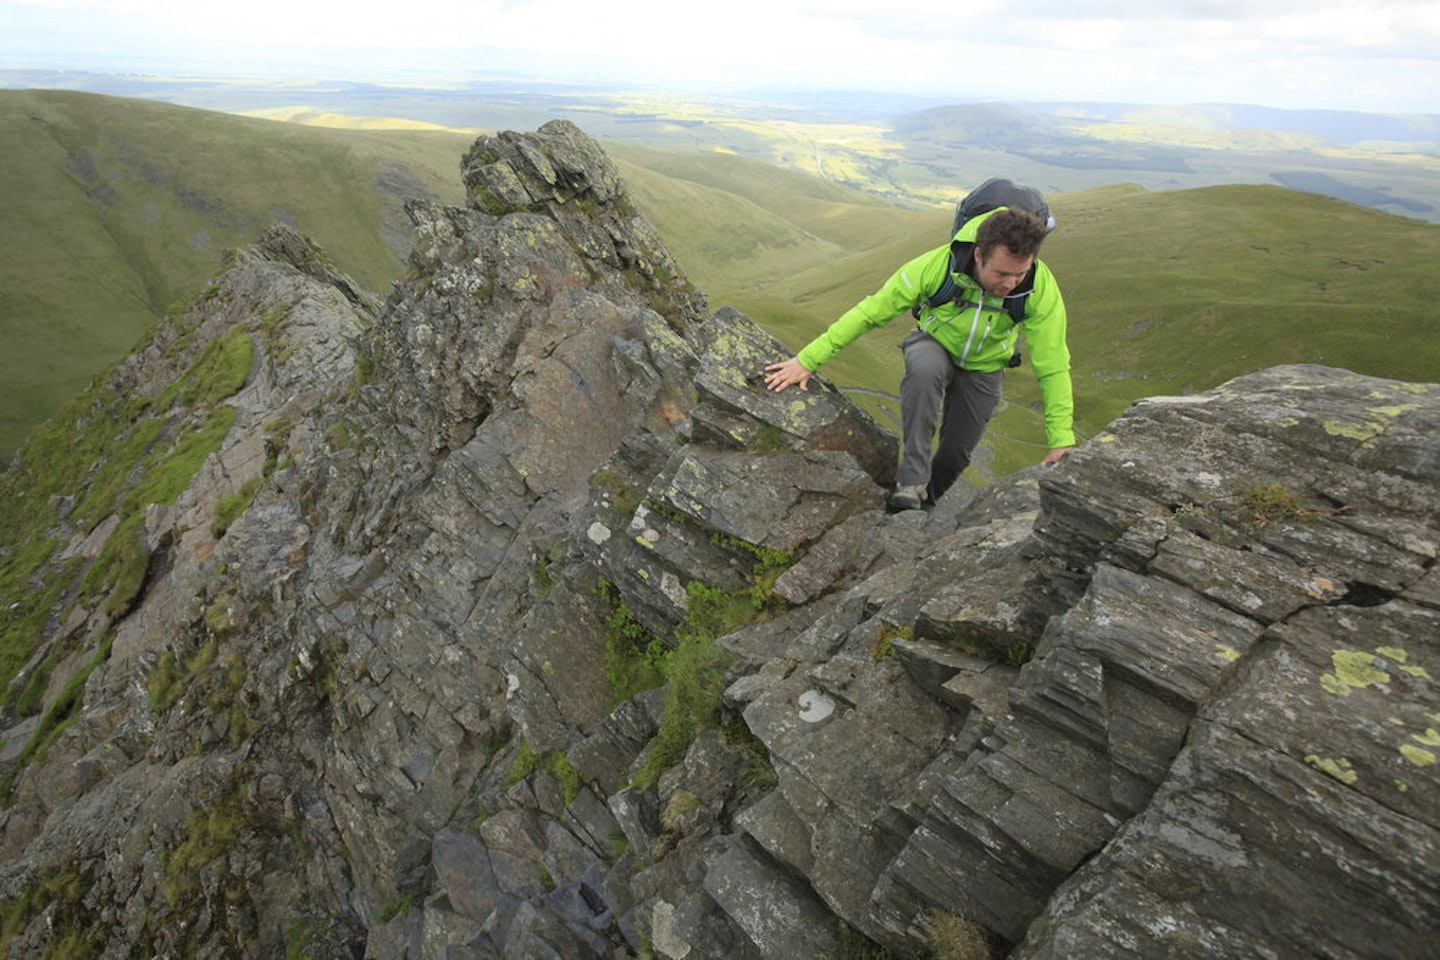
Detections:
1024,263,1076,449
795,245,951,370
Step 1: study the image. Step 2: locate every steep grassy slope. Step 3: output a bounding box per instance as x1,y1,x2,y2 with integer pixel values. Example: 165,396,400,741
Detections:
0,89,471,457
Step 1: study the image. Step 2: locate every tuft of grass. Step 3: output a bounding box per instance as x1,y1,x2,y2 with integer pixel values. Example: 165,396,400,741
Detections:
632,626,734,790
927,910,995,960
212,477,262,538
163,797,245,905
1239,481,1318,529
871,623,911,661
599,579,669,705
0,866,96,957
15,636,113,767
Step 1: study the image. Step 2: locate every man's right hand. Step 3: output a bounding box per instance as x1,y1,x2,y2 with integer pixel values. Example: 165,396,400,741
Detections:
763,357,813,392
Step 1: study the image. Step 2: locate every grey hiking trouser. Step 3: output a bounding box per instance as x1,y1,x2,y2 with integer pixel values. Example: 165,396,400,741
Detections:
897,329,1004,500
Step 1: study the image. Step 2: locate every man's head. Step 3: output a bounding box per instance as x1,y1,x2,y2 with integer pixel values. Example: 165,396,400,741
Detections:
972,208,1048,297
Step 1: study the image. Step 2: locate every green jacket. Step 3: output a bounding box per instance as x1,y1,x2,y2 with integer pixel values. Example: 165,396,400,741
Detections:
795,208,1075,449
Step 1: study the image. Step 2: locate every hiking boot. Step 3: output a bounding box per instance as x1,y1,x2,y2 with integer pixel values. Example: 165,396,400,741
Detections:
887,483,926,513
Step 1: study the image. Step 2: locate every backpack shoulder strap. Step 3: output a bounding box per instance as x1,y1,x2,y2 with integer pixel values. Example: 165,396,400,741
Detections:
911,241,969,319
912,241,1036,325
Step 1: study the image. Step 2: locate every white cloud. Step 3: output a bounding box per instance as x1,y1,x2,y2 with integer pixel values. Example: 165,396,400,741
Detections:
2,0,1437,111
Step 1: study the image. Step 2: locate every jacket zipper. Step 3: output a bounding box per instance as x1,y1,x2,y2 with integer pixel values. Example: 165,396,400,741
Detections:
959,299,992,367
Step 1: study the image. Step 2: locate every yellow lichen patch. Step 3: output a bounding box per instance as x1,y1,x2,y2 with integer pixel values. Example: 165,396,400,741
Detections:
1215,644,1242,664
1394,779,1410,792
1097,435,1118,443
1322,420,1384,441
1411,728,1440,748
1376,646,1409,663
1366,404,1421,418
1305,754,1359,784
1320,649,1391,696
1400,665,1431,679
1319,674,1349,696
1399,745,1436,768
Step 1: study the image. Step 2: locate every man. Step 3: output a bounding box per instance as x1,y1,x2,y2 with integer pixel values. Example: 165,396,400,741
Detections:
764,205,1074,512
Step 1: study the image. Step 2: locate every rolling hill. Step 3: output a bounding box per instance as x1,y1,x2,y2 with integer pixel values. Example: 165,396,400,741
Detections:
3,88,1438,482
0,89,472,456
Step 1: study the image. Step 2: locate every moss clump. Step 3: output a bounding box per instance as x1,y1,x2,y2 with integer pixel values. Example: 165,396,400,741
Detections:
0,866,96,957
163,797,245,904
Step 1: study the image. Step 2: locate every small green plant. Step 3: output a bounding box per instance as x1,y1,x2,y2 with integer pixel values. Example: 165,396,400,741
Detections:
507,739,540,785
599,579,668,704
607,829,630,864
16,637,112,766
720,715,778,793
324,416,357,451
1239,481,1317,529
148,650,184,712
1173,500,1206,520
163,797,245,904
549,752,584,806
0,867,94,957
871,623,911,661
535,544,566,597
1005,642,1036,667
211,478,262,538
660,788,701,833
376,893,414,923
749,422,791,455
633,617,735,791
591,468,644,518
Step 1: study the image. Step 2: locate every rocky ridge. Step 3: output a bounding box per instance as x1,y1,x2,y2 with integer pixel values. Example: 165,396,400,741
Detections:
0,120,1435,959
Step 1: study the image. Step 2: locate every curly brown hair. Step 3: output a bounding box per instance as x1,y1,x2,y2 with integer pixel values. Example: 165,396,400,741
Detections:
975,208,1048,259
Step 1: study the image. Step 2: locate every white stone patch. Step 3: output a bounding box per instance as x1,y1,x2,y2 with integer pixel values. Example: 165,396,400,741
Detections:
798,690,836,723
505,673,521,700
1136,394,1217,406
661,571,687,607
650,900,691,958
587,521,612,545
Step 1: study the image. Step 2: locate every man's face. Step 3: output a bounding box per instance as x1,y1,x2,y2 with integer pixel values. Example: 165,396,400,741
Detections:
973,246,1034,297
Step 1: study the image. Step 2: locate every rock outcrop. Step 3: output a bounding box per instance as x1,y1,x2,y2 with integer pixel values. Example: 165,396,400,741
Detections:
0,120,1434,960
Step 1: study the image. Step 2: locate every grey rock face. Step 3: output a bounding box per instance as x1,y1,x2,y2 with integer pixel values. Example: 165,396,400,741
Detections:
0,119,1434,960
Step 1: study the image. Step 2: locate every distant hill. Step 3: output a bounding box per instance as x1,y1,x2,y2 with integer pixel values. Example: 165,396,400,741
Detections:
0,89,472,457
609,149,1440,477
2,87,1438,480
7,70,1437,220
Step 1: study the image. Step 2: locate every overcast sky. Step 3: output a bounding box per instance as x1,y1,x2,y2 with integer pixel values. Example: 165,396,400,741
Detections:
4,0,1438,113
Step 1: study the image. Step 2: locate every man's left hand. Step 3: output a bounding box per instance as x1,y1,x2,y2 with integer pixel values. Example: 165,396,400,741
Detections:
1042,447,1074,466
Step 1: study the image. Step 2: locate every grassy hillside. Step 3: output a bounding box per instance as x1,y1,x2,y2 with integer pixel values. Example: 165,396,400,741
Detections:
0,89,471,457
614,148,1440,477
4,89,1438,487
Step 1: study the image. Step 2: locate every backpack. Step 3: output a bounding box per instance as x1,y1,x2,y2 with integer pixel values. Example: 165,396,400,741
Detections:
912,178,1055,367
